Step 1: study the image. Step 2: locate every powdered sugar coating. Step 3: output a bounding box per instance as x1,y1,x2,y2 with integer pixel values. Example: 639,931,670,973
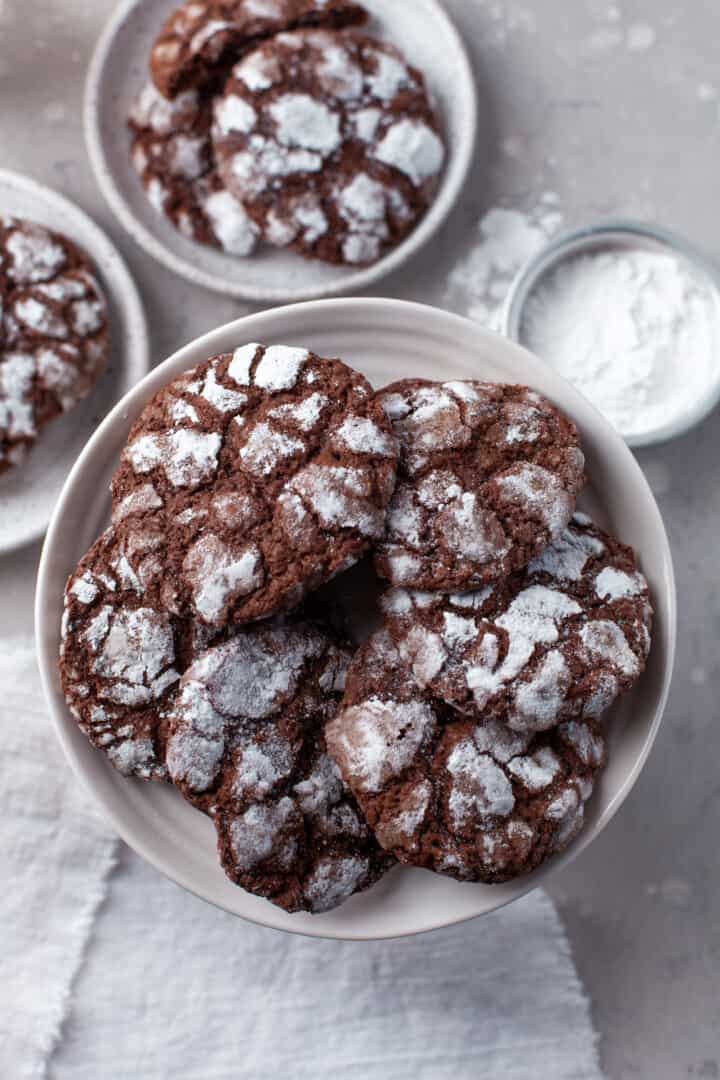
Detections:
212,29,445,265
382,515,653,731
327,629,605,883
111,345,398,627
128,80,260,256
375,379,586,591
59,525,211,782
166,622,391,912
148,0,367,99
0,217,109,474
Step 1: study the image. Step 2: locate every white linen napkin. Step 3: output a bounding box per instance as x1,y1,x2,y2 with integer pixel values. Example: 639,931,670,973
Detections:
0,639,117,1080
0,638,602,1079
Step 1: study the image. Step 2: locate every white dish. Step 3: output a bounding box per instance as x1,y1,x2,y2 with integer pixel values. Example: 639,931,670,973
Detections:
84,0,476,302
502,219,720,449
0,170,150,556
35,298,676,940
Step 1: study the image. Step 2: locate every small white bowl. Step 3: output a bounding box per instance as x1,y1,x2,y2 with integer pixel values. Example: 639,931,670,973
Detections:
35,298,676,940
0,169,150,555
502,220,720,449
84,0,476,302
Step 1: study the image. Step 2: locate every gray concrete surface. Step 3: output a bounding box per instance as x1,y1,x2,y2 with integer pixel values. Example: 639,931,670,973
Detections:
1,1,718,1075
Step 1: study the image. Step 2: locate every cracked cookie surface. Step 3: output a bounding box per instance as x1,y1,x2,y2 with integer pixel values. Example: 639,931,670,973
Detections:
59,524,220,782
375,379,586,591
212,29,445,265
129,81,260,256
111,343,399,628
380,514,652,731
150,0,368,99
166,621,392,911
326,629,606,883
0,216,109,474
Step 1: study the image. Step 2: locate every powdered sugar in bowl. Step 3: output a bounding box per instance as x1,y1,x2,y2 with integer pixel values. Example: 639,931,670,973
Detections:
503,221,720,448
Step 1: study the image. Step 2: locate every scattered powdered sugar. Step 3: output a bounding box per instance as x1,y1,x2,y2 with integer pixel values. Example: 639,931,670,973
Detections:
185,627,324,721
199,365,248,413
269,93,341,153
445,196,563,328
367,50,414,101
282,464,383,539
229,798,297,870
495,463,572,538
332,414,397,457
268,392,328,430
595,567,645,601
546,785,580,823
473,719,530,764
90,607,177,705
528,526,605,581
130,82,199,136
377,779,432,846
229,135,323,195
202,190,259,256
559,721,605,768
447,740,515,828
14,296,68,338
214,94,258,135
303,855,369,913
465,585,582,707
234,735,295,800
228,343,260,385
294,753,344,819
236,48,279,92
372,119,445,186
351,106,382,143
511,650,570,732
6,224,67,284
183,535,263,623
70,573,99,605
126,429,221,489
315,37,363,100
329,697,436,794
506,746,561,792
190,18,234,53
239,421,305,477
0,352,36,439
254,345,308,391
113,484,163,522
580,621,639,677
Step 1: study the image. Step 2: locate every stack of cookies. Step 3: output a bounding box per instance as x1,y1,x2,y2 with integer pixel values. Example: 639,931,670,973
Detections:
129,0,446,267
59,345,652,914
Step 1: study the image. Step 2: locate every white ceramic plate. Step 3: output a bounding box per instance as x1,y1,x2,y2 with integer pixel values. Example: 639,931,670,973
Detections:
0,170,150,555
84,0,476,302
35,299,676,940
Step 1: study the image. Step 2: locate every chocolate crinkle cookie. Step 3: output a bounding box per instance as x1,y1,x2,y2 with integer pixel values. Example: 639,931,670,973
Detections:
326,629,606,884
211,29,445,265
150,0,368,99
375,379,586,592
0,216,109,474
110,344,399,628
129,81,260,255
381,513,653,732
59,524,220,782
166,622,392,912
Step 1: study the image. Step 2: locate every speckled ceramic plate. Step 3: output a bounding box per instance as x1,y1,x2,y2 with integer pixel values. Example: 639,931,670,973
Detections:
84,0,476,302
35,299,676,940
0,170,149,556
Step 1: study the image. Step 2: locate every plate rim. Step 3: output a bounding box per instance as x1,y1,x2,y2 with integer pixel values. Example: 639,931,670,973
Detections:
83,0,478,302
34,297,677,940
0,168,150,555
